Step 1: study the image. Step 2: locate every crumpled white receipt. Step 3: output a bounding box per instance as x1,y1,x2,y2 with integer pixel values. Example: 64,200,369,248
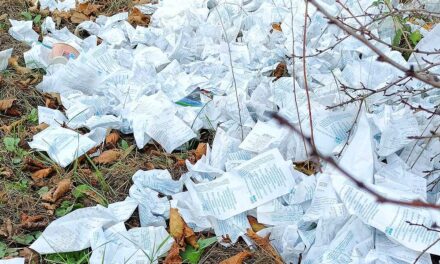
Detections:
28,126,100,167
30,198,138,254
90,223,172,264
0,48,13,71
8,20,39,45
185,149,297,220
0,259,25,264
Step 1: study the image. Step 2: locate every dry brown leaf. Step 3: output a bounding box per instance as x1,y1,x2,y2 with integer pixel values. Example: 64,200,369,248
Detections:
164,242,183,264
246,229,283,264
52,11,71,26
93,149,121,164
105,132,120,147
0,167,13,179
5,107,22,117
20,213,44,224
30,123,49,134
169,208,199,249
77,2,101,16
42,202,57,211
194,143,207,161
51,178,71,202
272,62,286,82
128,7,150,27
133,0,151,4
20,213,48,230
219,250,252,264
0,98,16,111
0,14,8,21
71,11,89,24
24,158,46,171
19,247,40,264
271,23,282,32
5,219,14,237
247,215,266,232
31,167,54,181
8,56,31,74
144,162,155,170
1,118,25,134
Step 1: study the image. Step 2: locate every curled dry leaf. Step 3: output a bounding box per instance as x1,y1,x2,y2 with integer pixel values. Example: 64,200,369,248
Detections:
169,208,199,249
93,149,121,164
219,250,252,264
0,167,14,179
30,123,49,134
20,213,44,224
71,11,89,24
77,2,102,16
24,158,46,172
31,167,54,181
164,241,183,264
128,7,150,27
272,62,286,82
52,178,71,202
246,229,283,264
105,132,120,147
8,56,31,74
43,178,71,202
194,143,207,161
271,22,282,32
52,11,71,26
20,247,40,264
0,98,16,111
247,215,266,232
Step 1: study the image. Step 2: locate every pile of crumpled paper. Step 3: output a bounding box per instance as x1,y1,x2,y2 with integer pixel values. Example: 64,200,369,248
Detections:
2,0,440,263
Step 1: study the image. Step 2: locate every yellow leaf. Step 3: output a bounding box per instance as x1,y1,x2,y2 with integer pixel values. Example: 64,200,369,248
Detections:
247,215,266,232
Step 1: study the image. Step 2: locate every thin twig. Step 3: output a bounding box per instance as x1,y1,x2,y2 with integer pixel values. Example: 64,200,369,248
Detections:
307,0,440,89
302,0,316,151
272,113,440,209
214,5,244,140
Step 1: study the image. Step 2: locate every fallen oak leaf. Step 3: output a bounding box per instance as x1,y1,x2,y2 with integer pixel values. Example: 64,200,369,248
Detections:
31,167,54,181
93,149,121,164
164,241,183,264
247,215,266,232
246,229,283,264
219,250,252,264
